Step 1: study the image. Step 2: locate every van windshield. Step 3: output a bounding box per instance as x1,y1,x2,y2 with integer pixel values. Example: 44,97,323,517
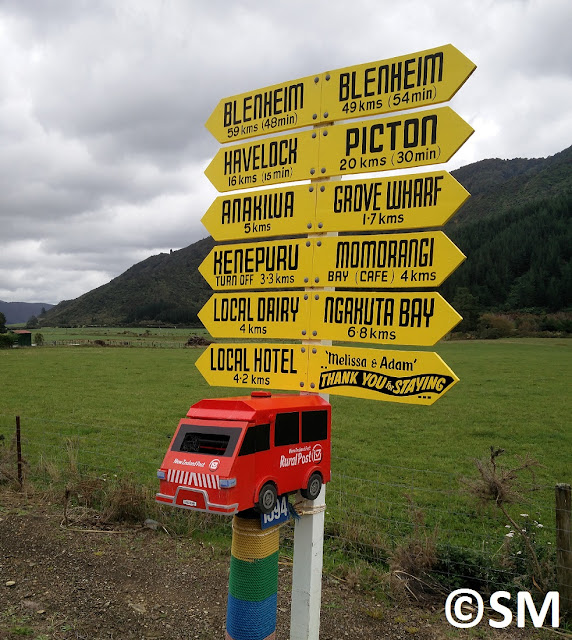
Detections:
172,423,242,457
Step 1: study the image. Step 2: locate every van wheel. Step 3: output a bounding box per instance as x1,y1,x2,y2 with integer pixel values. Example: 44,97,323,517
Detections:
301,472,322,500
257,483,277,514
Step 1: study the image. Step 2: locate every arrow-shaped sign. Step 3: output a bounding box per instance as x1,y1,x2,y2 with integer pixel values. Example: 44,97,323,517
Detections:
198,238,314,291
201,184,317,242
205,44,475,144
195,343,308,392
198,292,310,340
309,291,462,346
307,344,458,405
317,106,474,178
313,231,465,289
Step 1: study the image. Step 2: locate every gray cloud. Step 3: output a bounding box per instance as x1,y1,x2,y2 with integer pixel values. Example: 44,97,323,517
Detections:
0,0,570,303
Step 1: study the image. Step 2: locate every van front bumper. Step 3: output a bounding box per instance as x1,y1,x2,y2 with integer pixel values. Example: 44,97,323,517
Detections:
156,486,238,515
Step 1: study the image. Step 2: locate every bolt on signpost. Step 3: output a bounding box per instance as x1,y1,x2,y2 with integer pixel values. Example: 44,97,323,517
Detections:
159,43,475,639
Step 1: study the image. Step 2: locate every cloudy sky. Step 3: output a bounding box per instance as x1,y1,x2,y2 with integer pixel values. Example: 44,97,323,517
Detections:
1,0,571,304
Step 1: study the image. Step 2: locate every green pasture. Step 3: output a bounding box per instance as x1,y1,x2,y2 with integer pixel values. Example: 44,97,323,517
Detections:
0,337,570,588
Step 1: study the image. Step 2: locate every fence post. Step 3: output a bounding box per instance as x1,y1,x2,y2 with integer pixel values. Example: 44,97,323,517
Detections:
16,415,23,489
555,483,571,620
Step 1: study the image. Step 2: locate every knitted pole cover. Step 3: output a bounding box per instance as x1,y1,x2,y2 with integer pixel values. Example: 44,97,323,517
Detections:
226,512,280,640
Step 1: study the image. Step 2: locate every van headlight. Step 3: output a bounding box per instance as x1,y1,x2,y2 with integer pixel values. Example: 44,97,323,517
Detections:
157,470,166,480
219,478,236,489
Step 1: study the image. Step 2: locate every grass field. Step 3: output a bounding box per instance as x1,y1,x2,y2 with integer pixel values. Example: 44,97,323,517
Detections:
1,335,570,589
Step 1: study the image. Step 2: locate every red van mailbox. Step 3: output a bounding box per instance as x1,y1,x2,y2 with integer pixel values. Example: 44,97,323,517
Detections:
156,392,331,515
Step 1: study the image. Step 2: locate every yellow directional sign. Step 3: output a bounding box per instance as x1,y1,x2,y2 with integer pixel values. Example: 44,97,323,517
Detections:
202,184,317,241
205,130,319,193
318,106,473,178
307,345,458,405
321,44,476,123
315,171,469,233
198,292,310,340
309,292,462,346
205,75,322,144
196,343,308,392
198,238,314,291
312,231,465,288
205,45,476,144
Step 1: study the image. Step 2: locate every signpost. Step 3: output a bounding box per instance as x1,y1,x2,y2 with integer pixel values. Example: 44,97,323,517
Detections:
202,171,469,241
198,292,310,340
198,237,314,291
307,344,459,405
195,343,308,392
317,106,473,178
205,107,473,192
197,43,475,640
204,129,319,192
205,74,322,143
309,291,462,346
315,170,469,233
202,183,317,241
313,231,466,289
205,44,475,144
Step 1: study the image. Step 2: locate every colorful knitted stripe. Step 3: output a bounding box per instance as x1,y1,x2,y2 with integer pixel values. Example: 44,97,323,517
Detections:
226,514,280,640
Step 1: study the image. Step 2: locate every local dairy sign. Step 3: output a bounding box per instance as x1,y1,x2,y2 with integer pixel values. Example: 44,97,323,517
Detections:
198,291,461,346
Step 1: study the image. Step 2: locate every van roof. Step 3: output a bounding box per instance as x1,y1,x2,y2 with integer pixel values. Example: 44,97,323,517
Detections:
187,393,330,422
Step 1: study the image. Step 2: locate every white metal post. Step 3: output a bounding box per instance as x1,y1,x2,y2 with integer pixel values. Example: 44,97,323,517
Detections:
290,118,338,640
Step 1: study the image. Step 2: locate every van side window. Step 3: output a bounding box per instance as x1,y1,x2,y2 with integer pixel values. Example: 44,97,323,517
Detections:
301,410,328,442
238,423,270,456
275,412,299,446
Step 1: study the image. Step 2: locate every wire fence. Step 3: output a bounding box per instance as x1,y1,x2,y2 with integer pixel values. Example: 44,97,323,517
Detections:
1,413,570,606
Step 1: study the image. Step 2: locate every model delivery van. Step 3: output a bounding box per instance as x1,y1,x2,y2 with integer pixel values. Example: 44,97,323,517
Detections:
156,391,331,515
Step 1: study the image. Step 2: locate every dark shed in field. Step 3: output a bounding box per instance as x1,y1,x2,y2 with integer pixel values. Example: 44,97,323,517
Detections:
12,330,32,346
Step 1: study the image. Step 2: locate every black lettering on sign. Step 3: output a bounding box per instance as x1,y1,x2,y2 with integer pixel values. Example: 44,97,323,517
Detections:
223,137,298,176
319,370,454,397
213,244,299,275
333,182,384,213
338,52,444,101
323,296,394,326
223,83,305,127
335,238,434,269
221,190,295,224
254,348,297,374
386,175,443,210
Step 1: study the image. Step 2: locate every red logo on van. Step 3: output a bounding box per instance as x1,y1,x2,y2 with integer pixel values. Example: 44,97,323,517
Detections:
209,459,220,471
312,444,323,463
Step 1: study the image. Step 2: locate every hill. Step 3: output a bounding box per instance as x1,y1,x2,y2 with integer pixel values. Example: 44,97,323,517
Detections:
40,146,572,327
0,300,54,325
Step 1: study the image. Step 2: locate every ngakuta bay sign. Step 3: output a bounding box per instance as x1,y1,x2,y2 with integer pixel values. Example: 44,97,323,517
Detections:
201,170,469,241
204,106,473,192
198,291,462,347
195,343,458,405
205,44,476,144
197,231,465,291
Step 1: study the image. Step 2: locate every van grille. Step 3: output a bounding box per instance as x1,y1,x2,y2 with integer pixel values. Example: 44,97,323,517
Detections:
167,468,221,489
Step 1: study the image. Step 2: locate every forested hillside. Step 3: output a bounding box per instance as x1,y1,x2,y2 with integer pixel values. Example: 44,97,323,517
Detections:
40,146,572,328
